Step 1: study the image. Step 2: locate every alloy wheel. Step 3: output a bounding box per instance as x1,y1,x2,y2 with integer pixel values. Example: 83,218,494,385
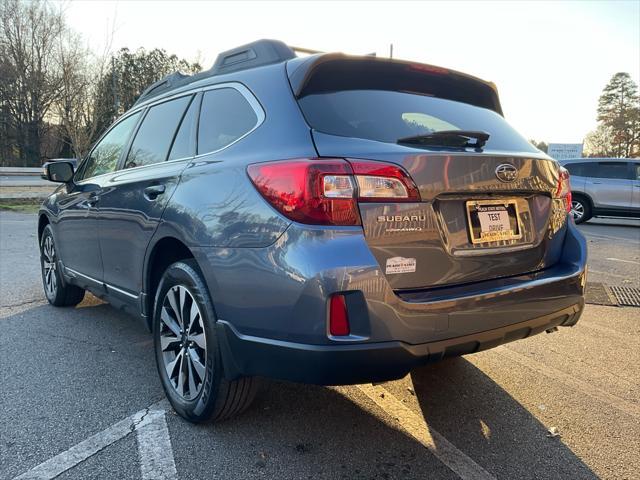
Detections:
570,200,584,221
42,236,57,297
159,285,207,400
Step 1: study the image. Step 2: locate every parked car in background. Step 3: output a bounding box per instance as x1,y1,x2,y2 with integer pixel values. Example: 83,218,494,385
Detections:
38,39,587,423
560,158,640,223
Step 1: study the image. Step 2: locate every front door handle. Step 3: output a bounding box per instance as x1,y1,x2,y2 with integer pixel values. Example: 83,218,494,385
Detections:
144,184,166,201
87,193,100,207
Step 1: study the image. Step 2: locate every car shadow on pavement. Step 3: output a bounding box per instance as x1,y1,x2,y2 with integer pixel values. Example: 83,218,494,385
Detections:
169,379,459,480
410,358,598,479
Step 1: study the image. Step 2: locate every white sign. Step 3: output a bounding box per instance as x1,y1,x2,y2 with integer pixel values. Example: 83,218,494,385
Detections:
547,143,583,160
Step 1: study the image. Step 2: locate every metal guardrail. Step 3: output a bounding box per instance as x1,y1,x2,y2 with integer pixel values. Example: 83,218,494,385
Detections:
0,167,42,175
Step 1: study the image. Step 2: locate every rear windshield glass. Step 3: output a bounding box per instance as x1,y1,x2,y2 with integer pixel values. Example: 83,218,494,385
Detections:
298,90,537,153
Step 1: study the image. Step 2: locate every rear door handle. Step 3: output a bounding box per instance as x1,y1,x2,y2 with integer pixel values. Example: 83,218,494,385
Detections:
144,184,166,200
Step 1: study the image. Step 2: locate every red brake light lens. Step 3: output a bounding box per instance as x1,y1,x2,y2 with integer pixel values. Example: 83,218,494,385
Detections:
555,167,572,213
329,294,350,336
247,159,360,226
247,158,421,225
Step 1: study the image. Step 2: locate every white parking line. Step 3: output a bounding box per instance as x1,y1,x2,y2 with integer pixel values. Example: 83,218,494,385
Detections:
13,401,175,480
581,232,636,242
498,347,640,419
605,257,640,265
356,384,496,480
137,409,178,480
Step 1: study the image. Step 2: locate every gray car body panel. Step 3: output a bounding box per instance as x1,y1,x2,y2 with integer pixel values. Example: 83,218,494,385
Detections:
39,52,587,385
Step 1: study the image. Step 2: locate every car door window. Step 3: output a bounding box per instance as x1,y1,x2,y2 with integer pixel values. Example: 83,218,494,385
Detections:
632,163,640,181
77,112,141,181
593,162,631,180
168,94,200,161
125,95,193,169
564,163,585,176
197,88,258,154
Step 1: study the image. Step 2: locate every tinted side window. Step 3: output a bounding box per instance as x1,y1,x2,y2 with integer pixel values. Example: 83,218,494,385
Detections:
125,96,192,169
78,112,141,180
592,162,631,180
564,163,585,176
634,163,640,180
197,88,258,154
168,94,199,161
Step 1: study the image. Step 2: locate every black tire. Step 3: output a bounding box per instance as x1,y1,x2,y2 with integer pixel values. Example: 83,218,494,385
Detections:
153,259,257,423
571,195,592,224
40,225,85,307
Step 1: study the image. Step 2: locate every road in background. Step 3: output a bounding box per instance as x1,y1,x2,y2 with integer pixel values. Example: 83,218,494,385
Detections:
1,212,638,480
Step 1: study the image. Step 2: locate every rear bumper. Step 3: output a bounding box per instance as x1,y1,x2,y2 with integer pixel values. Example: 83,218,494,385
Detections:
218,303,583,385
197,218,587,385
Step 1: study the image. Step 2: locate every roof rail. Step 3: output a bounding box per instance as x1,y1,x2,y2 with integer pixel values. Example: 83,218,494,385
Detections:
134,39,296,107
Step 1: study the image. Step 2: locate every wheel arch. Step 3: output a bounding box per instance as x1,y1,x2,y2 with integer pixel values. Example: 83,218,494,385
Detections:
571,191,593,208
143,235,200,330
38,213,50,242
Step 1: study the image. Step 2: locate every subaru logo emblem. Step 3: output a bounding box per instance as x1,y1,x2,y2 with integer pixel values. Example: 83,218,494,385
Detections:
495,163,518,183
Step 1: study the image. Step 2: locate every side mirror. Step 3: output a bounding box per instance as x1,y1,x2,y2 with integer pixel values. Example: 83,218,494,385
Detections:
45,161,75,183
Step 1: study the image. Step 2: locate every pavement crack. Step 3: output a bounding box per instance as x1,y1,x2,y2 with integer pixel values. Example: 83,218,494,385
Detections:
130,407,152,433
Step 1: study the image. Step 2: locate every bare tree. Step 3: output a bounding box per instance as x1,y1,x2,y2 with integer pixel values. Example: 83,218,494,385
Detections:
0,0,66,166
54,26,114,159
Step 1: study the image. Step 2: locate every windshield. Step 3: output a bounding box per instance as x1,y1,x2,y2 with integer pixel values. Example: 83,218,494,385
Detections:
298,89,537,152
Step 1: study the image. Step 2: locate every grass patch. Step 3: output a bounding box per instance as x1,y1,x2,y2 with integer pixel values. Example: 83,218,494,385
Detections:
0,199,41,214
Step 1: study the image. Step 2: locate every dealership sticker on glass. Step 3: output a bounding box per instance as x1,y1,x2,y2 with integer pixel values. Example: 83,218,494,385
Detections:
386,257,417,274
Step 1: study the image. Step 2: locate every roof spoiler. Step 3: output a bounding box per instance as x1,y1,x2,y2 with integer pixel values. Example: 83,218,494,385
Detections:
287,54,503,116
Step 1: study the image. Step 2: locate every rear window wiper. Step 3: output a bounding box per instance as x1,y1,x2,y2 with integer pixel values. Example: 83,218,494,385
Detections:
397,130,490,149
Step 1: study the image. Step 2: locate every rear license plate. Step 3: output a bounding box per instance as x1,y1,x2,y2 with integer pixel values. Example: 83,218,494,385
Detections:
466,200,522,244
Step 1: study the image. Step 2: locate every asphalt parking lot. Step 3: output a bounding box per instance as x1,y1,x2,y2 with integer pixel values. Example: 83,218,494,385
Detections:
1,211,638,480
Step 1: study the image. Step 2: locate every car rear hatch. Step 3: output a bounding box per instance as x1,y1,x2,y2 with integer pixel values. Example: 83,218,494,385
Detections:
288,55,570,290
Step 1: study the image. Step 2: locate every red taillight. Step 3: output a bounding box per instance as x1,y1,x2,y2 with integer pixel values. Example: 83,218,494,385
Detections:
555,167,572,213
329,294,350,336
247,158,421,225
246,159,360,226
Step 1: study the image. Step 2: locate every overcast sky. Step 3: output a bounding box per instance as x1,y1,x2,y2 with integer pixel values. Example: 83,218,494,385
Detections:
60,0,640,144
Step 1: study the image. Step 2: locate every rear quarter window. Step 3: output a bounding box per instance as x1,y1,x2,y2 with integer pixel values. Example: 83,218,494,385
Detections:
197,88,258,154
297,89,537,153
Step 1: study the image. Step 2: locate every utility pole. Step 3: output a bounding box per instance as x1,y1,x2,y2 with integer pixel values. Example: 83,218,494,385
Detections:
389,43,393,59
111,56,119,119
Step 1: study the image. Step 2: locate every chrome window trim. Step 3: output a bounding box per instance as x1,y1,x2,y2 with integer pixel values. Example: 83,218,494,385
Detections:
75,82,264,182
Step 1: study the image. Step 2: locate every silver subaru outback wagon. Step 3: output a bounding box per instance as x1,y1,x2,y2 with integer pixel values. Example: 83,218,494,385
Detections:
38,40,587,422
